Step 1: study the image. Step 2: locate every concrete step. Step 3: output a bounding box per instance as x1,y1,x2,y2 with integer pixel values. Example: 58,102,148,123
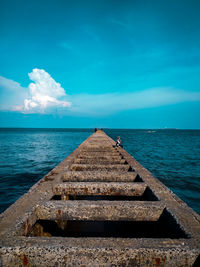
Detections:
81,148,117,152
36,201,165,221
77,155,123,160
74,158,126,164
62,171,139,182
70,164,131,171
53,182,147,197
79,152,121,157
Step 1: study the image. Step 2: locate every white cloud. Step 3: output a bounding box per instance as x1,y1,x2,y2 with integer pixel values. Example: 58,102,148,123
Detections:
0,76,23,91
1,72,200,116
15,69,71,113
67,88,200,116
0,76,28,110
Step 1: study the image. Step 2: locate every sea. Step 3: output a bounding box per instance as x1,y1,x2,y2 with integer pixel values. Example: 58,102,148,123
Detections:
0,128,199,215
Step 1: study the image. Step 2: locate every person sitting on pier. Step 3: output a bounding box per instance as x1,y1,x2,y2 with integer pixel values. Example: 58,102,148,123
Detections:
116,136,122,147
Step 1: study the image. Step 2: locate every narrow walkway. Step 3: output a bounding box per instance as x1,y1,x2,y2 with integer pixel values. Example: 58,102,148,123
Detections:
0,130,199,266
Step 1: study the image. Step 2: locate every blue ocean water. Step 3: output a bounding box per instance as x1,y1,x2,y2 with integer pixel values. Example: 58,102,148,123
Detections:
0,128,199,215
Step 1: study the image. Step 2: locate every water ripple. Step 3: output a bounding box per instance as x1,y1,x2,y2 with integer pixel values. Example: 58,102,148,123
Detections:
105,129,200,215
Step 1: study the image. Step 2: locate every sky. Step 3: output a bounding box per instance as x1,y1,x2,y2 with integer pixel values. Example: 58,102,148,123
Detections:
0,0,200,128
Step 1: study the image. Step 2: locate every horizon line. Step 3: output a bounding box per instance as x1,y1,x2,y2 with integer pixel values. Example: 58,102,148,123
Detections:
0,127,200,130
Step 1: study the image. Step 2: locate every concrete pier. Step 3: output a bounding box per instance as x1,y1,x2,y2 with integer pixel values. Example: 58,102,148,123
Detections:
0,130,200,266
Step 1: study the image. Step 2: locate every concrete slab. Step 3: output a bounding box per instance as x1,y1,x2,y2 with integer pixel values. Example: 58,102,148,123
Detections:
62,171,139,182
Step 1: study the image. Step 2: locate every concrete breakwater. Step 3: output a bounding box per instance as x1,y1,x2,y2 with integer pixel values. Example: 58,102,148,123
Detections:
0,130,199,266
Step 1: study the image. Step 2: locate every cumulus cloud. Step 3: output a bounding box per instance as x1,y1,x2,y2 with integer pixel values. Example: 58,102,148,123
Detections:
17,69,71,112
1,72,200,116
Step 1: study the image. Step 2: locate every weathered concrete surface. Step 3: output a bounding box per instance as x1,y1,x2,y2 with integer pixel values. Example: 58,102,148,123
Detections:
35,201,164,221
70,164,130,171
53,182,147,196
74,158,126,164
0,130,200,266
62,171,138,182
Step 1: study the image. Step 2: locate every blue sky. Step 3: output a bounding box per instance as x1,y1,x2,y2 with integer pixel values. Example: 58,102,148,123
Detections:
0,0,200,128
